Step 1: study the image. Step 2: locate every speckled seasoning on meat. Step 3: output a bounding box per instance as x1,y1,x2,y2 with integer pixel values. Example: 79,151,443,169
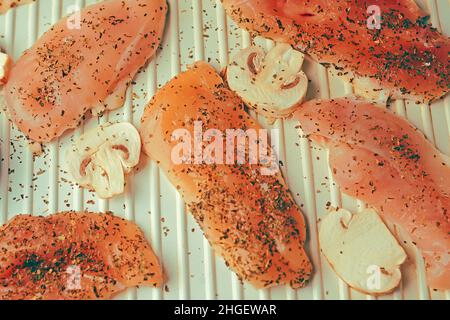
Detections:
0,0,35,14
0,212,163,300
140,62,312,289
222,0,450,103
295,97,450,290
3,0,167,143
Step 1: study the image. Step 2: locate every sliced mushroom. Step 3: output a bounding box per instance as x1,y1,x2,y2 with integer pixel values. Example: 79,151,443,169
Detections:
319,208,407,295
226,43,308,119
64,122,141,199
0,52,11,86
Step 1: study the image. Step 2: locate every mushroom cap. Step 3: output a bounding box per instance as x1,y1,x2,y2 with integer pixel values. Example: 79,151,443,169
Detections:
227,43,308,119
319,208,407,295
64,122,141,199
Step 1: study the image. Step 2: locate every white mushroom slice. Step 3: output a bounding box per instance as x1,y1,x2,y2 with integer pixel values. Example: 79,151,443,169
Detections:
65,122,141,199
226,43,308,119
0,52,11,86
319,208,407,295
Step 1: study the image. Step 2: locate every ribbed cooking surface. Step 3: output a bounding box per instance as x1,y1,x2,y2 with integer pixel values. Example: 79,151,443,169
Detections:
0,0,448,300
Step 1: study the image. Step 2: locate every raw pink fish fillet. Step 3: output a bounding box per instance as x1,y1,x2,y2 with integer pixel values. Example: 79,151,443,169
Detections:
222,0,450,103
3,0,167,143
295,97,450,290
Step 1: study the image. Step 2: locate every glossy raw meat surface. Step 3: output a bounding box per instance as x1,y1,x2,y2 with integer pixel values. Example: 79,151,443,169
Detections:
140,62,312,289
3,0,167,142
0,0,448,300
0,0,35,14
222,0,450,103
0,212,163,299
295,97,450,290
